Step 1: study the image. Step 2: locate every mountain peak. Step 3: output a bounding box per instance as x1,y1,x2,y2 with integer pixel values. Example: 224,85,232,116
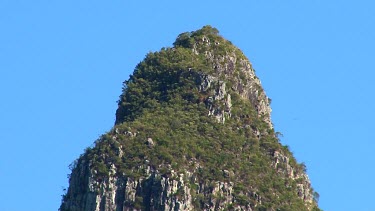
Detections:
60,26,320,211
115,25,271,126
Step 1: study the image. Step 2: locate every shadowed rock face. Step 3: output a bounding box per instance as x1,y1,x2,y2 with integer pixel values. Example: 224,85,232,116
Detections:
60,26,320,211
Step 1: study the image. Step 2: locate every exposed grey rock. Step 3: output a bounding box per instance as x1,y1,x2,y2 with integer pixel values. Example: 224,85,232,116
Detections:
124,131,137,138
61,161,260,211
194,47,272,128
146,138,154,148
62,153,315,211
222,170,230,178
272,150,314,204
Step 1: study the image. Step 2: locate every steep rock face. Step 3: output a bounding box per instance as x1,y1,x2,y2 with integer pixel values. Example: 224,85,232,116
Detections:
60,26,320,211
272,151,314,203
195,36,272,127
62,161,245,211
62,150,314,211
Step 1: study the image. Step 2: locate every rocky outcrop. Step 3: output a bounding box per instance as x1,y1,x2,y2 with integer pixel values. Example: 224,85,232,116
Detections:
199,75,231,123
272,151,314,204
61,159,256,211
195,35,272,127
62,150,315,211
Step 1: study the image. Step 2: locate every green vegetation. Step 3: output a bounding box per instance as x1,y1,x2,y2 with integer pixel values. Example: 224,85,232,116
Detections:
67,26,320,211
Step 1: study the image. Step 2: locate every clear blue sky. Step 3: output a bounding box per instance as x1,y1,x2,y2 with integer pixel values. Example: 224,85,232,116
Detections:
1,1,374,211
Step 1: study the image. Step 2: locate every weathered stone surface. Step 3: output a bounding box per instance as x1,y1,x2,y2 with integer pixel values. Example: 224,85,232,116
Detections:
61,161,258,211
146,138,154,148
61,149,316,211
194,46,272,127
272,150,314,204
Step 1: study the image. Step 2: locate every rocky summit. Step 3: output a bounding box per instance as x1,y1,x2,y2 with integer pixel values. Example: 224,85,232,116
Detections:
60,26,321,211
